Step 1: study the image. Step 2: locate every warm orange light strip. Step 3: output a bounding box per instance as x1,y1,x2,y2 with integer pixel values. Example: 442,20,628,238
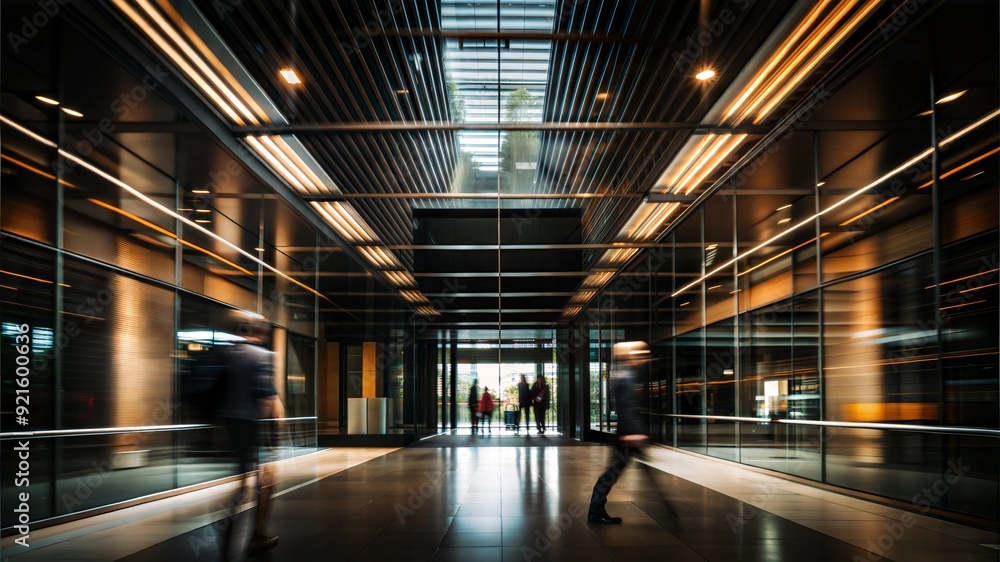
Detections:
271,136,329,194
960,282,998,294
824,350,998,371
246,136,307,192
0,153,76,187
152,0,269,122
753,0,881,123
134,0,259,125
88,198,254,276
939,299,987,311
3,115,329,304
737,233,828,277
673,106,1000,297
677,135,747,195
925,268,1000,289
110,0,243,124
259,136,316,192
918,146,1000,189
724,0,835,122
655,135,716,190
0,269,70,287
838,196,900,226
311,201,375,243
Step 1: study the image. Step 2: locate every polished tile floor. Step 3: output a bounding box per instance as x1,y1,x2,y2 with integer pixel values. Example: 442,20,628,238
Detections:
3,432,997,562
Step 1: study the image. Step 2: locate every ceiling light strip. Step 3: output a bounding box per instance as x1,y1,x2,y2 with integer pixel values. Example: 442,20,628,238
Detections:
151,0,272,122
671,107,1000,297
724,0,835,122
753,0,882,123
133,0,259,124
739,0,857,123
271,136,330,194
245,136,307,192
311,202,363,243
259,135,316,192
110,0,243,124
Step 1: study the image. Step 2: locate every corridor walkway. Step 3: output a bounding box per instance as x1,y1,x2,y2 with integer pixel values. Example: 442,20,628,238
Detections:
3,434,997,561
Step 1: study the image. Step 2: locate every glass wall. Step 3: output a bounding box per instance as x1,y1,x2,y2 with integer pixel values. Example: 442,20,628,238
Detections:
0,14,323,530
570,1,999,522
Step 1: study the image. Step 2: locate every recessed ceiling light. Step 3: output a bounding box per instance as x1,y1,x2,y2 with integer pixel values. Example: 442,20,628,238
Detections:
596,92,608,100
279,68,302,85
679,301,691,307
191,188,210,194
695,69,716,81
776,204,792,211
60,107,84,117
396,89,410,95
777,217,791,224
194,219,211,224
816,181,826,187
706,243,718,250
936,90,967,104
35,95,59,105
194,209,212,213
707,284,722,291
255,247,265,252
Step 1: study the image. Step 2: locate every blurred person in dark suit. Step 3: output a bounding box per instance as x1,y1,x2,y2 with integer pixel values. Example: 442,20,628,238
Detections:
588,341,652,524
217,315,285,559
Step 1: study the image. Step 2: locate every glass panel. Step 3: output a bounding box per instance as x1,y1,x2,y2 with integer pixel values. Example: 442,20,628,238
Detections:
675,328,704,453
939,233,999,429
824,258,937,426
285,332,316,448
705,319,737,461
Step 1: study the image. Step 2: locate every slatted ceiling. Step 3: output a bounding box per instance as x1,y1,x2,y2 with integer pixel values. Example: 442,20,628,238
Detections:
121,0,903,329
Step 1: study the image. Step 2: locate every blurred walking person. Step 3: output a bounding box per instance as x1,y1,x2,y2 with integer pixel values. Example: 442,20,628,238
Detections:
468,379,480,434
217,315,286,558
531,374,549,434
479,386,495,434
516,375,532,433
588,341,652,524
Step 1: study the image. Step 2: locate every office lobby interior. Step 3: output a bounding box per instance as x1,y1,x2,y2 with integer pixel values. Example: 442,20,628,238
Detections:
1,0,998,560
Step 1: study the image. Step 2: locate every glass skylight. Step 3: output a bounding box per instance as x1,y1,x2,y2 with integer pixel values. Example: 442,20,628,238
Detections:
442,0,555,185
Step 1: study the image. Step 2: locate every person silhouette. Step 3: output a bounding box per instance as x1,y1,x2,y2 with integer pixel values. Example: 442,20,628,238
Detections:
516,375,532,433
468,379,479,434
479,386,495,434
530,374,549,434
588,341,652,524
216,316,286,556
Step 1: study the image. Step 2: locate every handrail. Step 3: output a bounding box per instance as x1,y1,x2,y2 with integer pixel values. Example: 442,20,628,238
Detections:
650,413,1000,438
0,417,318,439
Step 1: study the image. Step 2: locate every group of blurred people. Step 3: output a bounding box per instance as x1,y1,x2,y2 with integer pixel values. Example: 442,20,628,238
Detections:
468,374,550,435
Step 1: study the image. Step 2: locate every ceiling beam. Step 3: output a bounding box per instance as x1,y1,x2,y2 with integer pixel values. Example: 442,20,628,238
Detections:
233,122,768,134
